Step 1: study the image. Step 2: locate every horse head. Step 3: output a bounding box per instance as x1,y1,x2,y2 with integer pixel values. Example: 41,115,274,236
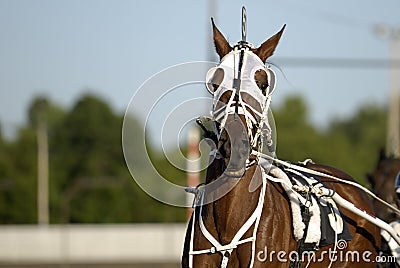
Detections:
368,149,400,222
206,18,285,178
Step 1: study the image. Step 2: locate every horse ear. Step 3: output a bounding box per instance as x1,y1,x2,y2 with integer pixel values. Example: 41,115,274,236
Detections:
211,18,232,60
253,24,286,63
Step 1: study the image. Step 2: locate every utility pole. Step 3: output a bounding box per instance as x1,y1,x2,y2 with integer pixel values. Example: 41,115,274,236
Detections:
375,24,400,157
37,118,49,225
33,98,50,225
184,0,216,219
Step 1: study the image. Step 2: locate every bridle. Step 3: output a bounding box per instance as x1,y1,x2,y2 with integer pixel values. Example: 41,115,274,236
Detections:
187,9,279,267
206,42,277,158
189,44,278,267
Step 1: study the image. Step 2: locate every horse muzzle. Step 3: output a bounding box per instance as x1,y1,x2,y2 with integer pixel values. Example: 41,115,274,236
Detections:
221,118,250,178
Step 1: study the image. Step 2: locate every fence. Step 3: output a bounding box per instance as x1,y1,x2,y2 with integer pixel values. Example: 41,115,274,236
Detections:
0,224,186,267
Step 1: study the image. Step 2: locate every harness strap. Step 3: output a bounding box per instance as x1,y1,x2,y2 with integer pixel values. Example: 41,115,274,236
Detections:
252,150,400,217
265,173,308,206
188,173,267,268
190,237,255,256
319,187,400,246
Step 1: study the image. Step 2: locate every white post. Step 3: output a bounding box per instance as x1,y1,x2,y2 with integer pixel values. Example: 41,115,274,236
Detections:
375,24,400,157
37,120,49,225
387,36,400,157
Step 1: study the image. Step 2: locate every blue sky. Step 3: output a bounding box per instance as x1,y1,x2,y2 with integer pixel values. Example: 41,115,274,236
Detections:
1,0,400,143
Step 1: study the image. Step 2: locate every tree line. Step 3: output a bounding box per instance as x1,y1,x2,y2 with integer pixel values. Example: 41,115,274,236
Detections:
0,93,387,224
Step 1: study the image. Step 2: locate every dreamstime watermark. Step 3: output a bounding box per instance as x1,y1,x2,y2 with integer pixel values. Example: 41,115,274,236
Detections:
122,61,276,207
256,239,397,264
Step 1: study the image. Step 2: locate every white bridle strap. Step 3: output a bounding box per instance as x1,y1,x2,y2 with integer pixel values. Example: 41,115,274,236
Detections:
208,49,274,146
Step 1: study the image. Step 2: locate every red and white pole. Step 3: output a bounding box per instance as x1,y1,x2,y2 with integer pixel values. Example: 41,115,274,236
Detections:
186,127,200,219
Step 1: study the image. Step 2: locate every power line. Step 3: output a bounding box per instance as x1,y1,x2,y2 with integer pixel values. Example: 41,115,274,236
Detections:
271,57,400,69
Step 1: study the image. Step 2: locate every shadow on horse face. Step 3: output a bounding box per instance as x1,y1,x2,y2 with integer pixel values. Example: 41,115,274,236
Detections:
218,114,250,178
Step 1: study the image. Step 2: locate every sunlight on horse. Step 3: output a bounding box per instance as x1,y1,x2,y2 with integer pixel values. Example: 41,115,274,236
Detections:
182,11,386,268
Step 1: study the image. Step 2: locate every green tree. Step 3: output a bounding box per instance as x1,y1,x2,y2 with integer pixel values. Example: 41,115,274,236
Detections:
272,95,386,184
0,126,37,223
0,92,387,224
48,94,186,223
327,104,387,182
51,94,125,222
0,123,16,223
273,95,325,162
28,96,65,131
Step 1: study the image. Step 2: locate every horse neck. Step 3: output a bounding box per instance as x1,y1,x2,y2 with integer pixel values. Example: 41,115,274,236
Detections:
210,165,262,244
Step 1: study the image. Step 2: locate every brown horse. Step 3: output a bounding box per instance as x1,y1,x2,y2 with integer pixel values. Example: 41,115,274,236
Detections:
368,149,400,223
182,18,381,268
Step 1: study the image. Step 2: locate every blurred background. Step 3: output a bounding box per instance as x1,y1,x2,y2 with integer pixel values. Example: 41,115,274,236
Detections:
1,0,400,267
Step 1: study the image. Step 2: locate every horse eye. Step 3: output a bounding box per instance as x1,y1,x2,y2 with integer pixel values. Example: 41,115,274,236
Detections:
212,83,219,91
261,83,268,89
261,82,269,94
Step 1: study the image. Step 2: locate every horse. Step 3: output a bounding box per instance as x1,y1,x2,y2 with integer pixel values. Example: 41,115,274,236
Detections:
182,16,382,268
367,150,400,268
368,149,400,223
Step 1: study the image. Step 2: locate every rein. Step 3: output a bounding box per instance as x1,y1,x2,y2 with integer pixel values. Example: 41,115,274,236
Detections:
253,150,400,247
252,150,400,217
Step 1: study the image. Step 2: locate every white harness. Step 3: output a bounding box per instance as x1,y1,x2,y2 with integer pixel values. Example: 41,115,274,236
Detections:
206,46,276,151
188,171,267,268
187,45,276,268
187,44,400,268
